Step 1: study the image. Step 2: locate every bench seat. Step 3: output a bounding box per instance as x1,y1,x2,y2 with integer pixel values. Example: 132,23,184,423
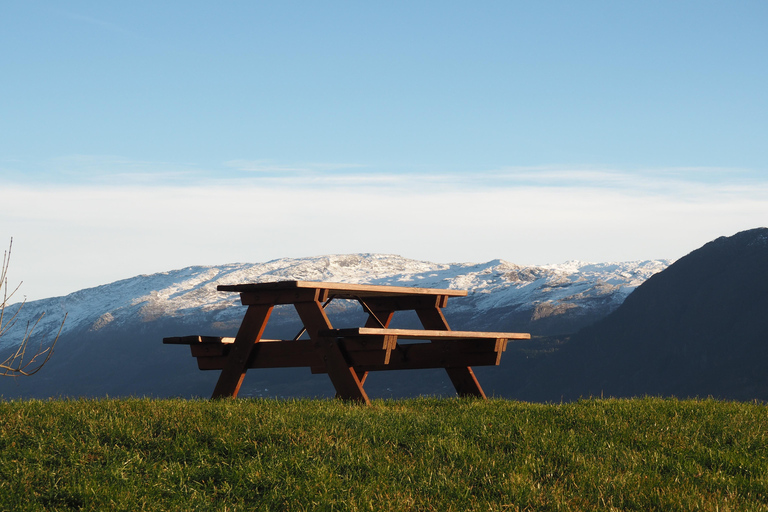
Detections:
320,327,529,370
163,335,396,371
164,326,527,374
319,327,530,340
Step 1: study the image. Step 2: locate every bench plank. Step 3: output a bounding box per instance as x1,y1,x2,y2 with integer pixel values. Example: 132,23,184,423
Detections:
195,338,506,372
239,288,328,306
163,335,235,345
339,335,397,352
189,339,299,358
320,327,530,340
193,337,397,371
197,352,322,371
315,342,503,372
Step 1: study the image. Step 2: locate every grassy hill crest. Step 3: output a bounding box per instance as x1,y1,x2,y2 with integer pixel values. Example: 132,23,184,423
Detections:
1,397,766,510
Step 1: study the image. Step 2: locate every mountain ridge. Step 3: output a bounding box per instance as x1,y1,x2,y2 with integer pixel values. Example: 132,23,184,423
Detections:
0,254,668,399
2,254,669,344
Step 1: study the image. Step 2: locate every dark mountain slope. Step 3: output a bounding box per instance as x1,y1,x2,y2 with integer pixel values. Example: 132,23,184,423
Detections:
516,228,768,402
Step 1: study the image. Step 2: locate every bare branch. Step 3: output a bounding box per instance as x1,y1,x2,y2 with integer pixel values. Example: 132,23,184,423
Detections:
0,238,65,377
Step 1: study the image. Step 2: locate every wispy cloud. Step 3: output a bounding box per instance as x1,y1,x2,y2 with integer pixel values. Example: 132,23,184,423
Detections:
3,155,208,185
3,166,767,301
483,165,761,185
4,155,766,201
224,160,308,173
224,159,368,174
474,166,768,198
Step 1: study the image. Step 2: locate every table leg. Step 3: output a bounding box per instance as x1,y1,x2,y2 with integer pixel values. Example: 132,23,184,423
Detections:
416,307,487,399
444,367,487,399
294,301,371,404
211,304,273,399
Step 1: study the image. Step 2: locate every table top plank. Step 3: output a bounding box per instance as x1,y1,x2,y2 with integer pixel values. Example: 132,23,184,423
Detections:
217,280,468,298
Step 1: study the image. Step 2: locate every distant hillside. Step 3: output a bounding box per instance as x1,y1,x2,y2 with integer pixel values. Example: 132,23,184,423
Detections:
4,229,767,403
0,255,665,400
514,227,768,402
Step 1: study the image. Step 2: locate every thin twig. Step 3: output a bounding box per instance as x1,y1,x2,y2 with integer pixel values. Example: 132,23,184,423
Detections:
0,237,65,376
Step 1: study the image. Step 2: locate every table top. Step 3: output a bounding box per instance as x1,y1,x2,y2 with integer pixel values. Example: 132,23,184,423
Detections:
217,280,468,298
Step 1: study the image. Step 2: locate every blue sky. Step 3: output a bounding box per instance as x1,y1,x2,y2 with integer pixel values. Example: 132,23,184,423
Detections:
1,1,767,300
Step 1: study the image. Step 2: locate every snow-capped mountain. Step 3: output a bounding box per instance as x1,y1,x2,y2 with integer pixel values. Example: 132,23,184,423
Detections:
2,254,668,346
0,254,668,399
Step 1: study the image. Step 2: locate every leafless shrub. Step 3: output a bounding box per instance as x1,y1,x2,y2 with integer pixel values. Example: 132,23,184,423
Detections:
0,238,66,376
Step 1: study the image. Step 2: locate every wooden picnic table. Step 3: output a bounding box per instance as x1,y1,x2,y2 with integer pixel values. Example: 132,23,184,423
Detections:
164,280,530,404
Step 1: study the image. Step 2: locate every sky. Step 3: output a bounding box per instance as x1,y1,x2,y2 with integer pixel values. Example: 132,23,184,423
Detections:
1,1,767,301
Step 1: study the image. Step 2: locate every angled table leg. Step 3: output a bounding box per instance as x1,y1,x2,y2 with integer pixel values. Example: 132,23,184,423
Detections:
444,367,487,399
295,301,371,404
211,304,273,399
416,306,487,399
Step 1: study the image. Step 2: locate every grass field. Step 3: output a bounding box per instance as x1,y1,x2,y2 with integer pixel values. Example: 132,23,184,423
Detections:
1,397,767,511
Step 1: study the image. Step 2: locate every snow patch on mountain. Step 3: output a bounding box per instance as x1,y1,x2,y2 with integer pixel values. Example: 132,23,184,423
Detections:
0,254,670,349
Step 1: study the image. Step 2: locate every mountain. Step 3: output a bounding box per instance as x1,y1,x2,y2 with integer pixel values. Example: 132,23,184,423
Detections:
515,227,768,402
0,254,666,400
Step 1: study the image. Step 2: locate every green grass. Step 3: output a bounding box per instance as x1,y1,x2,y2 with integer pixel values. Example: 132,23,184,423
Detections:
1,397,767,511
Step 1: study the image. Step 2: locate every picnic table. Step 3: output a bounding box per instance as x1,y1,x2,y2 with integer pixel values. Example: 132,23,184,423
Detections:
164,280,530,404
